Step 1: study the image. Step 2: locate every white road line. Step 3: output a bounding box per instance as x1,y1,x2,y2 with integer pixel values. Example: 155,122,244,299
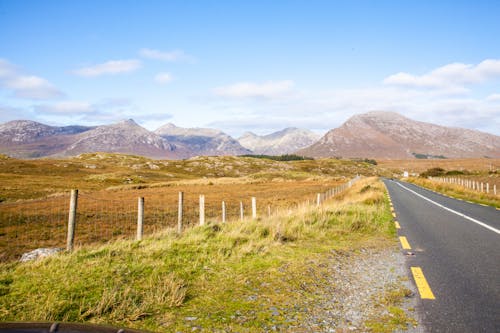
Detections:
395,182,500,235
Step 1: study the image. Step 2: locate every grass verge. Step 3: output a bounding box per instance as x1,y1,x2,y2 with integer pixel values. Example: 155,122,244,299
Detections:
0,177,414,332
407,177,499,208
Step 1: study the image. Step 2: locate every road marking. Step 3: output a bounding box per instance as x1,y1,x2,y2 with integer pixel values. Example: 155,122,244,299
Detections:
411,267,435,299
395,182,500,235
399,236,411,249
395,221,401,229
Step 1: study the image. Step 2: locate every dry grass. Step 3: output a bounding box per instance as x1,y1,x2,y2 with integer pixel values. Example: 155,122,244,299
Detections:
378,158,500,174
0,177,409,332
407,177,500,208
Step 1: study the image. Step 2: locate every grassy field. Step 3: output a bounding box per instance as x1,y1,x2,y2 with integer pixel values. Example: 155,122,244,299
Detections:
0,154,382,262
0,153,379,202
0,177,414,332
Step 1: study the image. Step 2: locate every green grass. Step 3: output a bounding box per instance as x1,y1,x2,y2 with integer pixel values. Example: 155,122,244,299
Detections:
0,177,414,332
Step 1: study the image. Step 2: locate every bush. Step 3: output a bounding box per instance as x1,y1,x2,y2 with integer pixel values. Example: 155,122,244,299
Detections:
420,167,445,178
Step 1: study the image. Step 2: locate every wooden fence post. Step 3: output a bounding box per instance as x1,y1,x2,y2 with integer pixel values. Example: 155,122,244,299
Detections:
199,195,205,226
251,197,257,219
494,184,497,195
177,192,183,233
222,201,226,223
137,197,144,241
316,193,321,207
240,201,244,221
486,183,489,194
67,189,78,252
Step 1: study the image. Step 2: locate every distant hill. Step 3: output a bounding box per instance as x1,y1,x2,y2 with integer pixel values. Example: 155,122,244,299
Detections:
238,128,321,155
298,111,500,159
0,119,182,159
154,123,251,158
0,120,94,158
62,119,181,159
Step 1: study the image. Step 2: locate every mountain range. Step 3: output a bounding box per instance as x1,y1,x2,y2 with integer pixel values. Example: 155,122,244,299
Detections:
238,128,320,155
1,111,499,159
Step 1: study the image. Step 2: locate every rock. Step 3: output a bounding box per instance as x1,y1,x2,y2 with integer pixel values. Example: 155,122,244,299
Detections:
20,248,63,262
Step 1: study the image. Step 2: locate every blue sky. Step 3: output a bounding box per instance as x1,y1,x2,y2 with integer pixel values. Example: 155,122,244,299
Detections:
1,0,499,136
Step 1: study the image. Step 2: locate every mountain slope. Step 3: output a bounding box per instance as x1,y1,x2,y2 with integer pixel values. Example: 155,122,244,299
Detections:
298,111,500,159
155,123,251,158
62,119,180,159
0,120,93,158
238,128,321,155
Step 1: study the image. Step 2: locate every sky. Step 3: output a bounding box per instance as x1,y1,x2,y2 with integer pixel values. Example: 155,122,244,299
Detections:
1,0,499,137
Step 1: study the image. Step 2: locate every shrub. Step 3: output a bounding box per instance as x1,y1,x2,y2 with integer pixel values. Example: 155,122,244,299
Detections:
420,167,445,178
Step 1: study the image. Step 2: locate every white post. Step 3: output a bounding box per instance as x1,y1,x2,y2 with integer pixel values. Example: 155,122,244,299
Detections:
222,201,226,223
268,205,271,217
240,201,244,221
316,193,321,207
486,183,489,194
199,194,205,226
251,197,257,219
494,184,497,195
137,197,144,241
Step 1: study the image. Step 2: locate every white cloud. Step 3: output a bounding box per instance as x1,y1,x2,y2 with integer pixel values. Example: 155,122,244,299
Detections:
154,72,173,84
34,101,92,114
72,59,142,77
139,48,193,62
0,58,64,100
213,80,295,99
383,59,500,91
486,93,500,102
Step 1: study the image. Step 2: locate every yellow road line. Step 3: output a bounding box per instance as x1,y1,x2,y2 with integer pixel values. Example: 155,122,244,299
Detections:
411,267,435,299
399,236,411,249
395,221,401,229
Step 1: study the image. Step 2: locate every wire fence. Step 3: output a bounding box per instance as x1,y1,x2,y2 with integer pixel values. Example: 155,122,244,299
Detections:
0,177,360,262
428,176,498,195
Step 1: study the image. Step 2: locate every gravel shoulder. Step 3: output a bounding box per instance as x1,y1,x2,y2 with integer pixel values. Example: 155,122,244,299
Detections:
276,245,420,332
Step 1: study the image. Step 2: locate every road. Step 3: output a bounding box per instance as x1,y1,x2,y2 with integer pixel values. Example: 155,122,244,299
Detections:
383,179,500,333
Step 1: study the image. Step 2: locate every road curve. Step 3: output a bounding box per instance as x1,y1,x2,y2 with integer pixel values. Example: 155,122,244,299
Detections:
383,179,500,333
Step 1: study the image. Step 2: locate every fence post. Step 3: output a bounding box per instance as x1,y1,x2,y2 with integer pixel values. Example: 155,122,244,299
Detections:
316,193,321,206
177,192,183,233
136,197,144,241
222,201,226,223
240,201,244,221
494,185,497,195
199,195,205,226
268,205,271,217
251,197,257,219
486,183,489,194
67,189,78,252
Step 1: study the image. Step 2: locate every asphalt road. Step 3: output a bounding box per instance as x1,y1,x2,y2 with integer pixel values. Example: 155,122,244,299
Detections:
383,179,500,333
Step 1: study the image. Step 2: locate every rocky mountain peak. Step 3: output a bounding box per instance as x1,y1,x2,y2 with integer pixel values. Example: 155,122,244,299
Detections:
238,127,321,155
298,111,500,159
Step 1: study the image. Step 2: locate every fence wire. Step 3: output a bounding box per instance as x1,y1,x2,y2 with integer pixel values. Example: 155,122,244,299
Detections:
1,177,359,262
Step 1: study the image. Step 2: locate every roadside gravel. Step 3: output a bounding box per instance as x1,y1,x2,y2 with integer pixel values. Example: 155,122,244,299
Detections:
270,246,420,332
